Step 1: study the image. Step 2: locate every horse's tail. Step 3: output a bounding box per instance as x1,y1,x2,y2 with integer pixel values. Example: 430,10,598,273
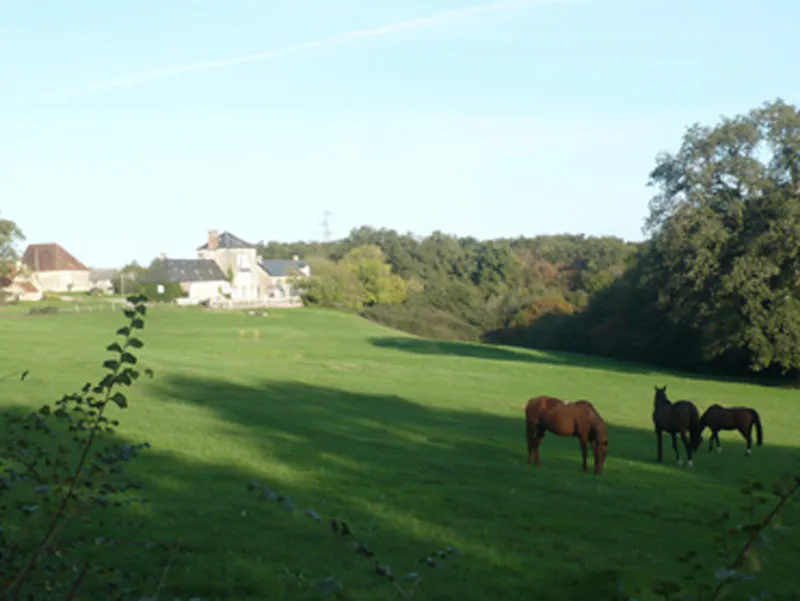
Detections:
750,409,763,446
690,409,703,451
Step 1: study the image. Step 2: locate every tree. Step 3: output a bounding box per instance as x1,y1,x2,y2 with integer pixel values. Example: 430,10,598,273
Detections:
0,215,24,280
340,245,408,307
643,98,800,373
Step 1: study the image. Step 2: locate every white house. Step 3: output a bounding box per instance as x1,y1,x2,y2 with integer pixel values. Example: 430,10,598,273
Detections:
21,243,91,293
89,268,120,295
196,230,310,302
141,258,231,303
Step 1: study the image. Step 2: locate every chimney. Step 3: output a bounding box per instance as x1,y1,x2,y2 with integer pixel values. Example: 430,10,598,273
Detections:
208,230,219,250
292,254,299,262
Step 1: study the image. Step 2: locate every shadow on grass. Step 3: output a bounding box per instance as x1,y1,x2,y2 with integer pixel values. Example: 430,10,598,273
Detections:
367,335,789,389
4,377,799,600
368,335,686,378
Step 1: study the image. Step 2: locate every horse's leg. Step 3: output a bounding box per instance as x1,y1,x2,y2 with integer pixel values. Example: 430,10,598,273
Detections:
740,424,752,456
708,429,715,452
714,430,722,453
579,436,588,472
526,420,535,465
655,427,664,462
533,429,545,466
680,430,693,468
671,432,681,466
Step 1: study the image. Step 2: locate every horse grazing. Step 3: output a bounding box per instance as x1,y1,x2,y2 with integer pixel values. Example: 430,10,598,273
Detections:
699,404,763,455
528,398,608,474
652,385,703,467
524,395,565,465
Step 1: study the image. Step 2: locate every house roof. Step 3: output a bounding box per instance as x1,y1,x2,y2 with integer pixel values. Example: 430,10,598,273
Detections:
89,268,120,282
258,259,307,277
196,231,255,250
0,277,40,293
141,259,227,283
21,243,89,272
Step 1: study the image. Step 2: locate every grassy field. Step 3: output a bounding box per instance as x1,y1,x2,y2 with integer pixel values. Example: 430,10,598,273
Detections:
1,302,799,600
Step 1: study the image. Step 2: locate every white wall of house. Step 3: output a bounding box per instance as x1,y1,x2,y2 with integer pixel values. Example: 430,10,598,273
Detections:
34,270,91,293
198,247,261,299
186,280,230,301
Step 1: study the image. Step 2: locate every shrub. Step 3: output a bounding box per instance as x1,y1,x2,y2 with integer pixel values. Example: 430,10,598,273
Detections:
137,281,186,303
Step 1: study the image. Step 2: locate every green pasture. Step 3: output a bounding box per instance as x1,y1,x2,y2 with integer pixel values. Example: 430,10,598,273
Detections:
1,304,798,600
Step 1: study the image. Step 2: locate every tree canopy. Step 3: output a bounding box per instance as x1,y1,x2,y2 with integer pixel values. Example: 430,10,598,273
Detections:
0,215,25,280
643,99,800,373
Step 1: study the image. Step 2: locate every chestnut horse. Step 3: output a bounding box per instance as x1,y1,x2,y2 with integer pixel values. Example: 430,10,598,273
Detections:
524,395,564,465
652,386,703,467
699,404,763,456
526,397,608,474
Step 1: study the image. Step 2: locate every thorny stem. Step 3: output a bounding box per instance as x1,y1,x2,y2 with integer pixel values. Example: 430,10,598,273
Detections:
4,312,137,599
710,478,799,600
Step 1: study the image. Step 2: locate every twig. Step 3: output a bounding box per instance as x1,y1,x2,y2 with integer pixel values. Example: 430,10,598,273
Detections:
5,322,135,598
152,539,181,600
710,478,799,599
65,562,90,601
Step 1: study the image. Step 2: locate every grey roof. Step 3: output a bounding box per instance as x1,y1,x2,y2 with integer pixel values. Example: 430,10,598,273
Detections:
89,268,120,282
142,259,227,283
259,259,306,277
196,231,255,250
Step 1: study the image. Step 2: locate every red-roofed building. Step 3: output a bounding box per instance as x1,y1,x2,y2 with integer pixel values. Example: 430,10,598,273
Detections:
20,243,91,293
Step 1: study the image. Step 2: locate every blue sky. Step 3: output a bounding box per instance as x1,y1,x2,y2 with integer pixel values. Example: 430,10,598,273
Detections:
2,0,798,267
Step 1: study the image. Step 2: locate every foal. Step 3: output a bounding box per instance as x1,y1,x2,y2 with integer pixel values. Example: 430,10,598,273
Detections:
699,404,763,455
652,386,703,467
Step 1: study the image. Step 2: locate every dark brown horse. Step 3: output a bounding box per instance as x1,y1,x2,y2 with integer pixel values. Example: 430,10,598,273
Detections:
652,386,703,467
699,404,763,455
527,398,608,474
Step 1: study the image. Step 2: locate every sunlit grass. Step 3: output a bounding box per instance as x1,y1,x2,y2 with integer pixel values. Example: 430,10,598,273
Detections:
1,305,798,600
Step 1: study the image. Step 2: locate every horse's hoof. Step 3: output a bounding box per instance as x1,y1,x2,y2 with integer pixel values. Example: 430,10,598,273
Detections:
687,460,694,468
716,447,722,454
745,449,752,456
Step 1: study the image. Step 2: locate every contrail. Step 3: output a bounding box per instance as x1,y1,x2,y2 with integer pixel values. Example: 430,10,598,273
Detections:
38,0,558,100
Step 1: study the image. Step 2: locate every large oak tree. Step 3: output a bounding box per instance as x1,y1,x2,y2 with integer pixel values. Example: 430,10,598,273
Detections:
643,99,800,373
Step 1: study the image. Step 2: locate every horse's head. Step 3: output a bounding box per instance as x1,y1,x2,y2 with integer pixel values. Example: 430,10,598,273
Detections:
653,385,668,405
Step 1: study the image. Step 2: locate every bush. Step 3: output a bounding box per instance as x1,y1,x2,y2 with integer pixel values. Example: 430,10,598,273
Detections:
137,281,186,303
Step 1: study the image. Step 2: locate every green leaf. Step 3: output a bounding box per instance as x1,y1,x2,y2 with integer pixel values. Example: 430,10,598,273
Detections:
111,393,128,409
131,318,145,329
120,352,137,365
135,304,147,315
144,368,155,378
127,337,144,349
123,309,136,319
107,342,124,353
116,326,131,337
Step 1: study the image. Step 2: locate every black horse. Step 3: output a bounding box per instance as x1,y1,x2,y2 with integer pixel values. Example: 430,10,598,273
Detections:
652,386,703,467
699,404,763,456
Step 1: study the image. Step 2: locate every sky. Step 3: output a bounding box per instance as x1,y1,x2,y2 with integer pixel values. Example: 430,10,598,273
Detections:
2,0,798,268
